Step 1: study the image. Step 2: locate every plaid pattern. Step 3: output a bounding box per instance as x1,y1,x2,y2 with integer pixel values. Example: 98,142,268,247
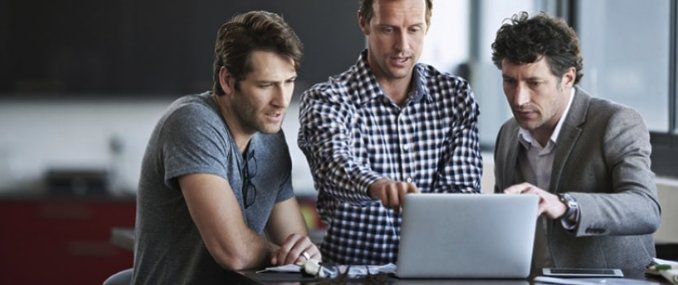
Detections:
298,50,483,264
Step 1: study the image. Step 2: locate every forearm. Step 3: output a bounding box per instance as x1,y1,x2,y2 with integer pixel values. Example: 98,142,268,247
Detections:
298,95,383,203
266,198,309,244
572,110,660,236
434,117,483,193
571,190,660,236
304,148,384,203
180,174,279,271
267,199,322,264
207,228,278,271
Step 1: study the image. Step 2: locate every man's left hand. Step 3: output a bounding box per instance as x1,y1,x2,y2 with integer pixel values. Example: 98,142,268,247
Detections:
271,233,321,266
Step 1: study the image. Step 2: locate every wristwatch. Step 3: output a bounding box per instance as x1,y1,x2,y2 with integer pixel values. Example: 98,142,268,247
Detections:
558,193,579,221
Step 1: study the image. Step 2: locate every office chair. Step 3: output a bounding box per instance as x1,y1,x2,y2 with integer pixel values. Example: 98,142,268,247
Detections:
103,268,133,285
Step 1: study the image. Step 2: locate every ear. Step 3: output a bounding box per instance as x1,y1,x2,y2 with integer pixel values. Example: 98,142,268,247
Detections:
358,10,369,35
218,66,235,96
561,67,576,88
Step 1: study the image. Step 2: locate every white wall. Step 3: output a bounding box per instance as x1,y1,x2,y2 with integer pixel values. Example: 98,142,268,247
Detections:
0,98,172,195
656,177,678,244
0,98,318,197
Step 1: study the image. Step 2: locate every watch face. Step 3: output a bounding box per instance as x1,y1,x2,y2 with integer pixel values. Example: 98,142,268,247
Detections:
559,193,578,221
559,194,568,204
567,200,577,208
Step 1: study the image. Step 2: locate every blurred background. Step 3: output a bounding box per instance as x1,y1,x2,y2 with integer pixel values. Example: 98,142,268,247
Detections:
1,0,677,284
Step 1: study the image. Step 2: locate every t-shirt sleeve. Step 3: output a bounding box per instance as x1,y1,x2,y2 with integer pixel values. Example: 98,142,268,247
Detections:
160,105,230,189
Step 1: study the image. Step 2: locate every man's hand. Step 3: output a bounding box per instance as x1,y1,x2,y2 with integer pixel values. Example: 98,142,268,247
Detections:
368,179,418,211
503,182,567,219
271,233,321,266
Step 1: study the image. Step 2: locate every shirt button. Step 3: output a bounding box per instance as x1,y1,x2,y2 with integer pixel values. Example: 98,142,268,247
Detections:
406,177,413,183
402,144,409,151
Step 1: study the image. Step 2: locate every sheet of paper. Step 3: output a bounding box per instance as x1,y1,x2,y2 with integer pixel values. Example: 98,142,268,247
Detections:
534,275,660,285
255,263,396,278
255,264,302,274
341,263,396,276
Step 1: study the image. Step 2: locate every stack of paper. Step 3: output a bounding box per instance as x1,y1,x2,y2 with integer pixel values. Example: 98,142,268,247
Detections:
646,258,678,285
256,263,396,278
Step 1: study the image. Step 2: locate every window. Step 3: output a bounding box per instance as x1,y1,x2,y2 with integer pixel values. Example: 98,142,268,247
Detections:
419,0,469,75
577,0,677,177
578,0,671,132
460,0,678,178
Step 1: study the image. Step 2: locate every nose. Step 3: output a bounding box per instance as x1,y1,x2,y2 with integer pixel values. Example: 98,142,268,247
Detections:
394,30,409,52
511,83,530,107
272,84,292,108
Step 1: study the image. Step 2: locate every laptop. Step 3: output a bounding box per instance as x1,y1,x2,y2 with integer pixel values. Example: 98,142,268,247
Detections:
395,193,538,279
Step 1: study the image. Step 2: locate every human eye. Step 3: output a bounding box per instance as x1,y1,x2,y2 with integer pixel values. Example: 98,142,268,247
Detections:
258,82,274,89
380,26,395,34
502,77,516,86
528,81,544,88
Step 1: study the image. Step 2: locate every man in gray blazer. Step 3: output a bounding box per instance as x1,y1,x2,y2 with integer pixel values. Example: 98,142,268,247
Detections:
491,11,661,270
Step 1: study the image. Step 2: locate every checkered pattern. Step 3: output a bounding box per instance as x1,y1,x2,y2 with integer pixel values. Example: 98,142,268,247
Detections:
297,50,483,265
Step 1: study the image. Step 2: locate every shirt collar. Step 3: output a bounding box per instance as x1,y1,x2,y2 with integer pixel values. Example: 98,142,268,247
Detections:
350,49,430,106
519,88,576,147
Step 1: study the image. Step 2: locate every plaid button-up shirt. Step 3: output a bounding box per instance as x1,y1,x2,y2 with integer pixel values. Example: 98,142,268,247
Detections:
298,50,483,264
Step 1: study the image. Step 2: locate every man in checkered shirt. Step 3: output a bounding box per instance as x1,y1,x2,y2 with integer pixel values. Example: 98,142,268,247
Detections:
297,0,483,265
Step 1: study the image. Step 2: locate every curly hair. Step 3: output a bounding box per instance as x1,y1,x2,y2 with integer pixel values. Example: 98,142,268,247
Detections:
491,11,583,84
212,10,303,95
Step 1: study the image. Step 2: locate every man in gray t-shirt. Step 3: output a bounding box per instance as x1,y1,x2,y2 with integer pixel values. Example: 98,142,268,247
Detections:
133,11,319,284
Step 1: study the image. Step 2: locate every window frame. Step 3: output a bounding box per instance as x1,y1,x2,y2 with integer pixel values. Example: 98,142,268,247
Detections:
569,0,677,178
648,0,677,178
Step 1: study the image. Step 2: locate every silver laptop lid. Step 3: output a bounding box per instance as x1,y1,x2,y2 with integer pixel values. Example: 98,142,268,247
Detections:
396,193,538,279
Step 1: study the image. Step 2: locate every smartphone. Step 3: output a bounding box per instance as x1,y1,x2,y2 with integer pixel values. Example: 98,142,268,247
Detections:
542,267,624,278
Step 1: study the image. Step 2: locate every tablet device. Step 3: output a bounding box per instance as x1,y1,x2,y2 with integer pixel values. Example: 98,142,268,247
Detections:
542,268,624,278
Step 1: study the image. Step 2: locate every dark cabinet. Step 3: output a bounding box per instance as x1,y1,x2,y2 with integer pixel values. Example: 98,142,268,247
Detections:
0,196,135,284
1,1,363,97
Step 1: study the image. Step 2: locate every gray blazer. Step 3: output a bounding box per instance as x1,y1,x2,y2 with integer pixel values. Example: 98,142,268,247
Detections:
494,87,661,270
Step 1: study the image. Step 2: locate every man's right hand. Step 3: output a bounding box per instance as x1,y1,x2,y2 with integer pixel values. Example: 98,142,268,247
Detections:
503,182,567,220
368,179,418,211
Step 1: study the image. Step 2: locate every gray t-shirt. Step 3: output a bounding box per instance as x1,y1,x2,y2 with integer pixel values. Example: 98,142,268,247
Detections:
132,92,294,284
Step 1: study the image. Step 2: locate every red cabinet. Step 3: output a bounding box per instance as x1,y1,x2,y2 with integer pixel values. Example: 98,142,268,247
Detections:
0,196,135,284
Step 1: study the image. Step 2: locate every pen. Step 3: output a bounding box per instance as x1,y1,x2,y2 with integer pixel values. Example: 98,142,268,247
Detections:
650,264,678,270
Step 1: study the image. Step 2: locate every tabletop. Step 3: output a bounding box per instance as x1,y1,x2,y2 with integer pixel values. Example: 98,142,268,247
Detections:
108,228,672,285
239,268,671,285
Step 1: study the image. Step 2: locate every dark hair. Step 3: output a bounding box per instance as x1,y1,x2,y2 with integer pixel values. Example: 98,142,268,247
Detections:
212,10,303,95
491,11,583,84
359,0,433,28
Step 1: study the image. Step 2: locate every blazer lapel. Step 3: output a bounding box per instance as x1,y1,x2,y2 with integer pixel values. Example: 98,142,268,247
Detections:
549,88,590,193
505,124,523,186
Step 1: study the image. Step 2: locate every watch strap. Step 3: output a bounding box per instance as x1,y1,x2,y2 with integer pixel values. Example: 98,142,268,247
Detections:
558,193,579,222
